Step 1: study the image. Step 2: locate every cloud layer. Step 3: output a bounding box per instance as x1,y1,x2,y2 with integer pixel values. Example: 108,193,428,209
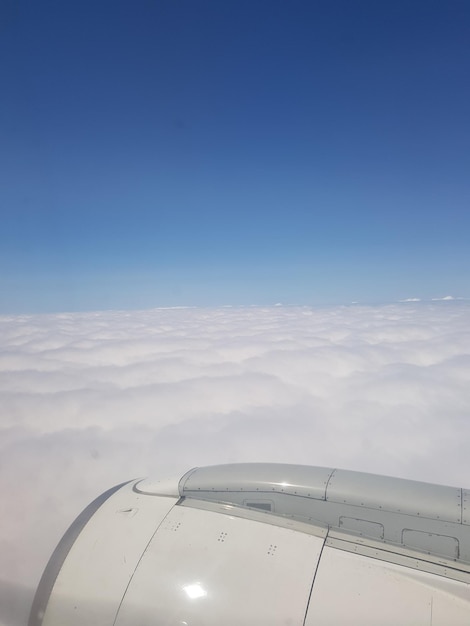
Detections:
1,302,470,617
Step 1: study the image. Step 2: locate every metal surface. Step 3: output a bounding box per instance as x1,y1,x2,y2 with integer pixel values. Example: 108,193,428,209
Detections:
32,463,470,626
114,503,324,626
179,496,329,539
28,481,129,626
180,463,335,500
38,481,178,626
305,546,470,625
179,463,470,564
326,468,462,522
134,476,181,497
326,531,470,584
464,489,470,525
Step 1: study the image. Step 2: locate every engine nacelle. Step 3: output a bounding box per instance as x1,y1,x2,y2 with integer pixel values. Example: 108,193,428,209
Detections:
30,464,470,625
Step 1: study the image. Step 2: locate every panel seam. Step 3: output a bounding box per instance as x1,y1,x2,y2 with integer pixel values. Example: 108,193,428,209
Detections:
302,530,328,626
112,502,178,625
324,468,337,500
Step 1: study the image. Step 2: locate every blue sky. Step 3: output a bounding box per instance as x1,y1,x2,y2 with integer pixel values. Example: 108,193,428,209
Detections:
1,1,469,313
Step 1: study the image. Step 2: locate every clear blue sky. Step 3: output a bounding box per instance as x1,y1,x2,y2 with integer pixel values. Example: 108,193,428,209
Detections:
1,1,469,313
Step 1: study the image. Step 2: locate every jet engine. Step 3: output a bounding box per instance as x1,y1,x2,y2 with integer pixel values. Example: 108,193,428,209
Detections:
30,464,470,625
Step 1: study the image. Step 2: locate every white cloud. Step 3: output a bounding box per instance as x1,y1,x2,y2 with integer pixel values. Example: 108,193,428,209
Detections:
1,302,470,621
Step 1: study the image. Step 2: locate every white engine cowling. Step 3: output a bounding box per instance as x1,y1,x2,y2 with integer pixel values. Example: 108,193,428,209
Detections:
29,464,470,625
